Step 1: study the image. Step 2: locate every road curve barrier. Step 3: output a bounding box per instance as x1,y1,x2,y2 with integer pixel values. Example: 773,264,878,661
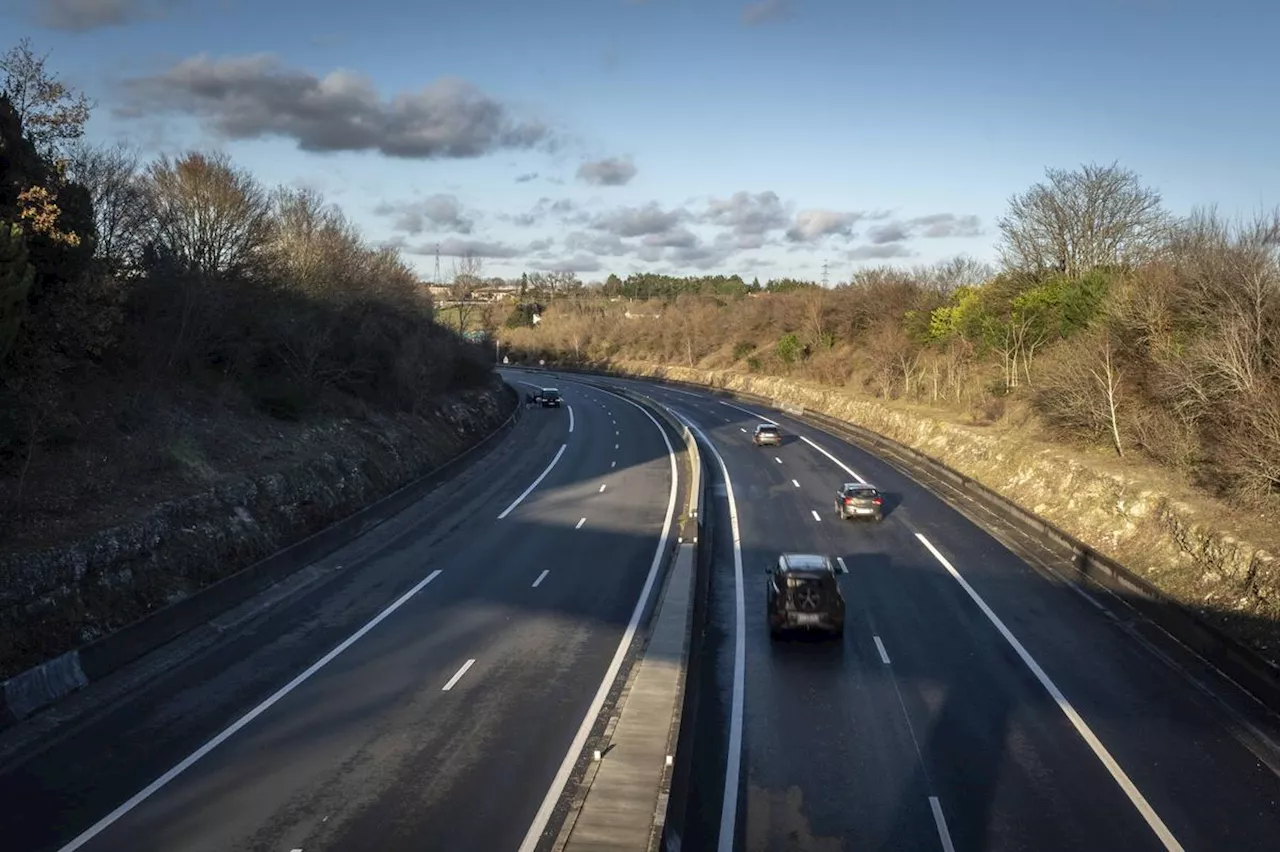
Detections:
515,368,708,852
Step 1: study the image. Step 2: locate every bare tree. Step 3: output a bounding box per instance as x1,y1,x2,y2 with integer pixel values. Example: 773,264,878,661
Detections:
264,185,366,298
144,151,270,277
449,251,483,332
925,255,995,293
66,140,149,271
1034,325,1127,457
1,38,92,159
998,162,1167,278
800,285,829,348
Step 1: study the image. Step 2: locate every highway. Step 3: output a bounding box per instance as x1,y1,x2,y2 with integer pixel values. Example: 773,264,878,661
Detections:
4,367,1280,852
576,374,1280,852
0,378,680,852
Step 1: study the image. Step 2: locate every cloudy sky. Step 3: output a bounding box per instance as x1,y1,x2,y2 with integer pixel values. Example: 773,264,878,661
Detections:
12,0,1280,280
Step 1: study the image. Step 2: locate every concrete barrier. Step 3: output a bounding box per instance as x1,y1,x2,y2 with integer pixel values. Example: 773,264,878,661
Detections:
1,387,522,732
518,368,707,852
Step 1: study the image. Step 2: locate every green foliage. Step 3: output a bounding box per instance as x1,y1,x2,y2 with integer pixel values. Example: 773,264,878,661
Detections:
0,222,34,363
764,278,817,293
732,340,756,360
618,272,751,300
776,332,802,364
505,303,539,328
1014,270,1112,338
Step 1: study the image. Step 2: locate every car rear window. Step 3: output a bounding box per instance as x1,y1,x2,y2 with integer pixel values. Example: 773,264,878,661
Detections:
759,425,779,433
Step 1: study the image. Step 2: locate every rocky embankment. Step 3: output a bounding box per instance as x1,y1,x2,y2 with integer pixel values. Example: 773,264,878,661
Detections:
606,360,1280,662
0,379,515,679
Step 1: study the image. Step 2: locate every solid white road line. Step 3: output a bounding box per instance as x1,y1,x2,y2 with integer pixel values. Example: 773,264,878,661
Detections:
568,405,575,433
442,659,476,692
56,569,445,852
575,517,586,529
518,385,679,852
679,415,746,852
792,479,800,488
873,635,891,665
915,533,1184,851
599,484,607,493
497,444,568,519
716,398,872,483
810,509,822,522
800,436,867,483
929,796,956,852
836,556,849,574
719,399,777,425
532,569,549,588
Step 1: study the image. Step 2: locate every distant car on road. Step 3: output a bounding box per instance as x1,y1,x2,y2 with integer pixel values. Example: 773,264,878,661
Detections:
835,482,883,521
537,388,563,408
752,423,781,446
765,553,845,639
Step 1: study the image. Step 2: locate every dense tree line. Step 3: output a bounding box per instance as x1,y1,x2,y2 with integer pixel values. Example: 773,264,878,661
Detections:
506,165,1280,503
1,39,489,476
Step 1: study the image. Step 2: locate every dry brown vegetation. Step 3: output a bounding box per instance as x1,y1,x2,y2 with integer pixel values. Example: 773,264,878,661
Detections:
502,166,1280,513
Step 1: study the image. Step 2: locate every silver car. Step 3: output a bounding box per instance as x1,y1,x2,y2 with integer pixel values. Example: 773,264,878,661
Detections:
752,424,781,446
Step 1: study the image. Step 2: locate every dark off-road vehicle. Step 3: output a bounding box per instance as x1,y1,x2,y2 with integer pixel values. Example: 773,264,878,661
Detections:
765,553,845,639
752,423,781,446
835,482,883,521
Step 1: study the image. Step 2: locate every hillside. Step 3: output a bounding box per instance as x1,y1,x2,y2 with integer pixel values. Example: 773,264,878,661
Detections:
0,46,505,677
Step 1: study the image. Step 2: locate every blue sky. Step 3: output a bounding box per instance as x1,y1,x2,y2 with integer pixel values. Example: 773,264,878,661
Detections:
12,0,1280,281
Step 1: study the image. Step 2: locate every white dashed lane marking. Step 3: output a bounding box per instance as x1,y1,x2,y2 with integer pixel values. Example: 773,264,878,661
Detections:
873,636,891,665
442,659,476,692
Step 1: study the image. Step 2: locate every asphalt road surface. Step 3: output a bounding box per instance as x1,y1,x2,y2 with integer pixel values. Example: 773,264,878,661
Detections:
0,376,679,852
574,373,1280,852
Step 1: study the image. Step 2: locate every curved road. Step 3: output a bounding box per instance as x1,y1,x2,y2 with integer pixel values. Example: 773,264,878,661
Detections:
557,372,1280,852
0,379,680,852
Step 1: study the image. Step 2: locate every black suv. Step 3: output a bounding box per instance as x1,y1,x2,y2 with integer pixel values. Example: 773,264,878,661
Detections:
835,482,883,521
765,553,845,639
538,387,563,408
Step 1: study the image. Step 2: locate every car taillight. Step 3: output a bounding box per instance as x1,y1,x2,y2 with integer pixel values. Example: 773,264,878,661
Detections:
873,497,882,505
844,497,854,504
